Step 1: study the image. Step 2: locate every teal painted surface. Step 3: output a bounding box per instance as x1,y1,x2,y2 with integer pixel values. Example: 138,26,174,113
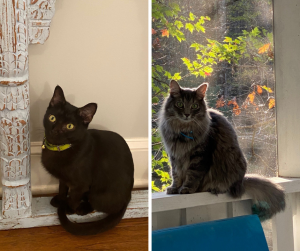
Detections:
152,215,269,251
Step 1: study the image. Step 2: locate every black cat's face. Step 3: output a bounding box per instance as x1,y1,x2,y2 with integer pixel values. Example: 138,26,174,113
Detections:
43,86,97,145
164,80,208,123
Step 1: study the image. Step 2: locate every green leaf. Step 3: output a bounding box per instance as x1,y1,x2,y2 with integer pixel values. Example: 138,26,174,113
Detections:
152,97,159,103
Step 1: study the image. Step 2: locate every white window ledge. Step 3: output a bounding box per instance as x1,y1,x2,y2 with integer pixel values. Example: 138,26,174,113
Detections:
152,178,300,251
152,177,300,213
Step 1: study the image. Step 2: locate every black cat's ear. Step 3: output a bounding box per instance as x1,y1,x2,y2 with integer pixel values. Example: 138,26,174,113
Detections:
50,86,66,107
78,103,97,124
170,80,181,97
196,83,208,99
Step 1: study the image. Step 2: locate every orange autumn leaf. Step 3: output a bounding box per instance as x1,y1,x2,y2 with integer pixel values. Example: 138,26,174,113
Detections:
161,29,169,37
247,91,256,104
258,43,271,54
216,96,225,108
227,97,241,116
233,106,241,115
256,85,263,95
152,28,157,35
269,98,275,109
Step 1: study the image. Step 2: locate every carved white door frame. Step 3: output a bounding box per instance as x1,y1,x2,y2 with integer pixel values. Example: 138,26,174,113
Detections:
0,0,56,219
0,0,147,229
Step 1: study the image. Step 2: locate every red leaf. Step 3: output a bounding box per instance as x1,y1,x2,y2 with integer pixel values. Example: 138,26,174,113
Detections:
152,38,161,50
216,96,225,108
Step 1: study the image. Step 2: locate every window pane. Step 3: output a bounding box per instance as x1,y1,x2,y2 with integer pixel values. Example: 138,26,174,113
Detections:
152,0,275,249
152,0,276,189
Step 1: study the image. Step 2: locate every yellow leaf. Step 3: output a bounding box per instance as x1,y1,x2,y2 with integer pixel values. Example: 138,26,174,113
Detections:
262,85,273,93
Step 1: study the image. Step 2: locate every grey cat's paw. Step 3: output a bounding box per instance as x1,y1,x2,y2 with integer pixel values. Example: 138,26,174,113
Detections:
166,187,179,194
179,187,191,194
209,188,227,196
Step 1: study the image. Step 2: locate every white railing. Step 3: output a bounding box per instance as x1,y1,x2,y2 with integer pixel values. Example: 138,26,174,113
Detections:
152,177,300,251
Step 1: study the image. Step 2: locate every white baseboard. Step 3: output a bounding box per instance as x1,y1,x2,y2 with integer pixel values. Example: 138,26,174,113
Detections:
0,138,148,196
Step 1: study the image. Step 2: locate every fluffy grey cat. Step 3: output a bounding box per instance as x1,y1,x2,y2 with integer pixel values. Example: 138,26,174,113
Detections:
158,80,285,220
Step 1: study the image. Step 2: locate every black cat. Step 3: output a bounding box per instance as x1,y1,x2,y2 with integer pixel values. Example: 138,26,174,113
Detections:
41,86,134,235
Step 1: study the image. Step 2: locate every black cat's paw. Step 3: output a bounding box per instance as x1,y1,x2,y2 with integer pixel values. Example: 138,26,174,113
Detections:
50,195,64,208
179,187,191,194
75,202,94,216
166,187,179,194
65,204,75,215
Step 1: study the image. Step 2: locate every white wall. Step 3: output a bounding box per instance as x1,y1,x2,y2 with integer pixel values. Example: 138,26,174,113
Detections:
29,0,148,140
7,0,148,194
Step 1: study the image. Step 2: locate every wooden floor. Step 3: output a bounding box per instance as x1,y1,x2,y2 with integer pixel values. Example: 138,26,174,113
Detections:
0,217,148,251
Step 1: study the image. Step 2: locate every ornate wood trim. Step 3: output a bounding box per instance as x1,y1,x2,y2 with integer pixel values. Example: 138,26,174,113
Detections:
0,0,56,220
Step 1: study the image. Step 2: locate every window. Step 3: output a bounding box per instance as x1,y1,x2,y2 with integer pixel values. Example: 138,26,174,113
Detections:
152,0,276,249
152,0,276,191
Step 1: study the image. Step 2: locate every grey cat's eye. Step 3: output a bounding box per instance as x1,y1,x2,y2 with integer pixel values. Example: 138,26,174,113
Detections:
176,101,184,108
191,103,199,109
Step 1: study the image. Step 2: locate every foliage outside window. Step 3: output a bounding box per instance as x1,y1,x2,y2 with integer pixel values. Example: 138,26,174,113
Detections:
152,0,276,193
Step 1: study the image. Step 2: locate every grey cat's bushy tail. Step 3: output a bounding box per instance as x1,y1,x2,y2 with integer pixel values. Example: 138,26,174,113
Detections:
242,174,285,221
57,204,127,236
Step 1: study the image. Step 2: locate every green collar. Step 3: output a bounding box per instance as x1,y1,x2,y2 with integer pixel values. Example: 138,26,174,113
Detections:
42,137,72,152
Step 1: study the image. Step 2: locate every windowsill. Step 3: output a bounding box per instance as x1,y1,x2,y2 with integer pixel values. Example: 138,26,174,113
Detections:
152,177,300,213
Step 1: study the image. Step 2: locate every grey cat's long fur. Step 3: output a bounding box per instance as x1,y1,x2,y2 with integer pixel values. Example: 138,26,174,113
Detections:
158,80,285,221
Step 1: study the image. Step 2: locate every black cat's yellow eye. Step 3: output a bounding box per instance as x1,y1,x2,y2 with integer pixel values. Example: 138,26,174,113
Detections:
66,124,74,130
191,103,199,109
49,115,56,122
176,101,184,108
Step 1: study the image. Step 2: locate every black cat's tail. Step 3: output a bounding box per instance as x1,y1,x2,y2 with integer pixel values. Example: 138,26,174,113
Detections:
57,204,127,236
242,174,285,221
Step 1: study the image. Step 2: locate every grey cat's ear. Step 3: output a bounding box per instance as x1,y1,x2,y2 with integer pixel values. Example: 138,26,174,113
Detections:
78,103,97,124
170,80,181,97
196,83,208,99
50,85,66,107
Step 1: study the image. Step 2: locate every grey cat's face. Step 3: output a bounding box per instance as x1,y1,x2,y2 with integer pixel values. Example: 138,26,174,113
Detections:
164,80,208,123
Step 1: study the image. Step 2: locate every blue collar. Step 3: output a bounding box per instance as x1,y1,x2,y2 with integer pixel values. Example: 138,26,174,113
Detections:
180,131,194,140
